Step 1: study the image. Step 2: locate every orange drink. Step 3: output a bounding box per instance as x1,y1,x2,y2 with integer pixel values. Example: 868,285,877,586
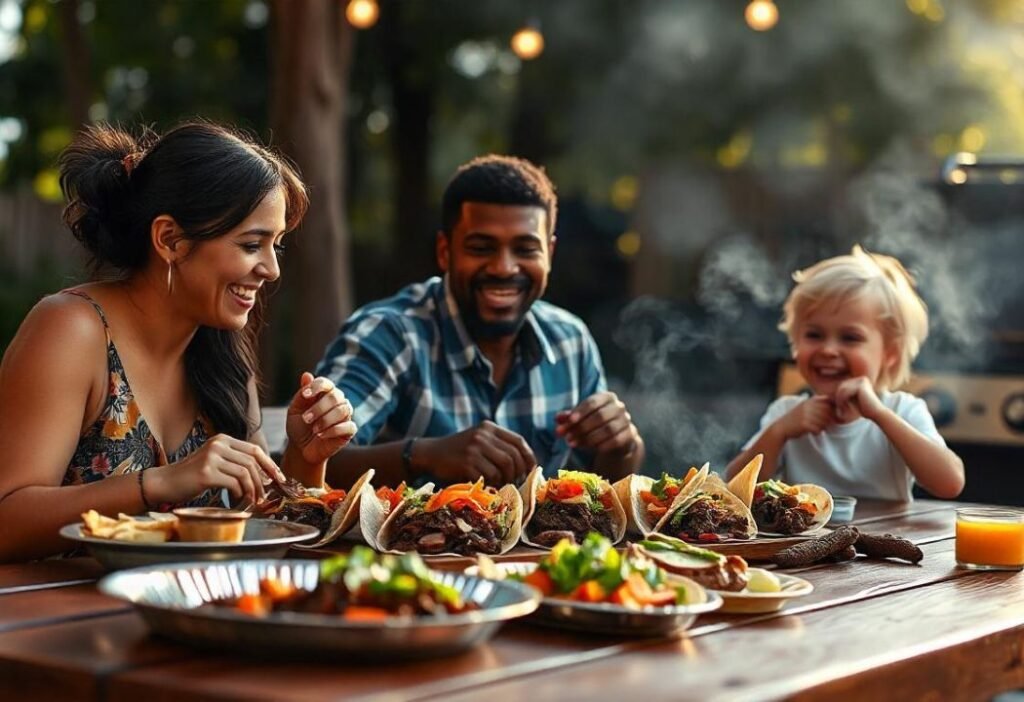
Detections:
955,508,1024,571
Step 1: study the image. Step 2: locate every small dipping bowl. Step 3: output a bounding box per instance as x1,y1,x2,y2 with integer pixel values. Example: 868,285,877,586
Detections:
828,496,857,525
172,507,251,543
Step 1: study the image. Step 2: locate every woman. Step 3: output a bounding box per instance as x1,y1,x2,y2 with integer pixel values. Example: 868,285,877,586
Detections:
0,122,356,561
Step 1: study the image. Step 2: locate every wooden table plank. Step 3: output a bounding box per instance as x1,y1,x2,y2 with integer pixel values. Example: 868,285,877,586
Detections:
0,614,194,702
430,571,1024,702
0,558,105,594
0,584,129,633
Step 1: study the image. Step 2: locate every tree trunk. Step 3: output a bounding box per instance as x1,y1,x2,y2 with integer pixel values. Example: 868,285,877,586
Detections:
265,0,354,402
57,0,92,129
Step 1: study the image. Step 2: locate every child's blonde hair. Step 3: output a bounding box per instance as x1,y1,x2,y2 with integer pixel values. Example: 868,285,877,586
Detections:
780,246,929,391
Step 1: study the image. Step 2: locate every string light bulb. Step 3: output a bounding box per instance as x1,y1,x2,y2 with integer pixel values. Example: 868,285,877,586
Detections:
511,24,544,60
346,0,379,29
745,0,779,31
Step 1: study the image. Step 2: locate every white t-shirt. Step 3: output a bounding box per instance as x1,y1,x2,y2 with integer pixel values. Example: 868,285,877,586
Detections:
743,391,947,501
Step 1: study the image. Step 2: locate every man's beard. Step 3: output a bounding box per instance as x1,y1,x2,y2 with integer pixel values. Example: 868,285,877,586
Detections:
454,273,534,341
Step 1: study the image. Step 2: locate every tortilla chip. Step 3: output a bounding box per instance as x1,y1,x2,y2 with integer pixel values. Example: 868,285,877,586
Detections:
520,466,627,548
294,468,376,549
80,510,176,542
378,483,523,556
726,454,764,508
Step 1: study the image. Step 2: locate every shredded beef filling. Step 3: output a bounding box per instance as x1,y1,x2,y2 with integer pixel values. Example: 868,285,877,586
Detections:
752,494,815,534
389,505,505,555
274,502,332,535
527,501,614,544
669,496,749,541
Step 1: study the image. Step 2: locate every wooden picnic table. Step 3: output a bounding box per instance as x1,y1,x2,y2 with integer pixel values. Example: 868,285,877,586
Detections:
2,498,1023,701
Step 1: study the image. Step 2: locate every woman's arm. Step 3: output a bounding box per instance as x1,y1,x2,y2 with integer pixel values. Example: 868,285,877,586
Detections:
0,296,148,561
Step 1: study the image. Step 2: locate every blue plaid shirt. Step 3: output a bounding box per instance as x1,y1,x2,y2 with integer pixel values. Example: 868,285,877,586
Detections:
315,276,607,479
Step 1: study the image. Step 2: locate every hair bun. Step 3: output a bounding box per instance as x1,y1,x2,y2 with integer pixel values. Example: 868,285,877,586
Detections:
59,125,146,268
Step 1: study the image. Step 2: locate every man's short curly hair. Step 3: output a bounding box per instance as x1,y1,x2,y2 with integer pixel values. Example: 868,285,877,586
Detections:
440,154,557,237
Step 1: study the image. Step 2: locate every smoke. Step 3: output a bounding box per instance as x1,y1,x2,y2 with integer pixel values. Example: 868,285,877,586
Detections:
697,234,790,325
845,152,1024,368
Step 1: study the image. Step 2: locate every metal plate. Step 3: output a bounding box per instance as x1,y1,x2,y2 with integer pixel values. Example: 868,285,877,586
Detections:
465,561,722,637
714,572,814,614
60,519,320,571
98,559,540,659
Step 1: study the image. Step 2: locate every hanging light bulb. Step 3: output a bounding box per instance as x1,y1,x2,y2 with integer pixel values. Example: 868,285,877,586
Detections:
745,0,779,31
346,0,379,29
511,23,544,60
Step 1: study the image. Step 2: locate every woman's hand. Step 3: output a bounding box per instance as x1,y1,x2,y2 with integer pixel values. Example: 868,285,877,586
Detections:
146,434,285,505
285,372,358,467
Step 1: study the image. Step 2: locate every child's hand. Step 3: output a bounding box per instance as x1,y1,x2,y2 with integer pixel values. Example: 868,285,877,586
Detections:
778,395,835,439
833,377,885,422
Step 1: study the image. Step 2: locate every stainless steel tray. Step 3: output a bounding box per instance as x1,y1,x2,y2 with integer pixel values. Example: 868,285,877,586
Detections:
98,559,540,659
466,561,722,637
60,519,320,571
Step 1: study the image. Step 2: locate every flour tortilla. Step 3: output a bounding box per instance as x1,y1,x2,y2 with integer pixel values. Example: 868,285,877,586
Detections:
294,468,375,549
358,480,435,551
377,483,523,556
655,471,757,540
519,466,627,548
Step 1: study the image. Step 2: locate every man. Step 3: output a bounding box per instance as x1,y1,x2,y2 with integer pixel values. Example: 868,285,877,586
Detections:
315,155,644,487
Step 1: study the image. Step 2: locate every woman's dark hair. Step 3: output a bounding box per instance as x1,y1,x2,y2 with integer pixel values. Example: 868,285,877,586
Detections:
58,121,309,440
440,154,558,237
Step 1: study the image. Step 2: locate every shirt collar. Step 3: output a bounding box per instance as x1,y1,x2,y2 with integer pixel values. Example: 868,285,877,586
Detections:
437,275,557,371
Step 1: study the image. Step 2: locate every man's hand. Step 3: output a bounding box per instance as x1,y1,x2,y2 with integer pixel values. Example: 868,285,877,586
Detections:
834,377,886,423
555,391,640,459
776,395,836,439
416,421,535,486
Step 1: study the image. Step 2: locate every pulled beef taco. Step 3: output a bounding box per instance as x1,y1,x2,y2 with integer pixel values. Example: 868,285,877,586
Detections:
254,469,374,549
358,480,434,550
614,464,709,537
655,472,756,543
520,466,627,548
751,479,833,535
636,533,751,592
378,479,523,556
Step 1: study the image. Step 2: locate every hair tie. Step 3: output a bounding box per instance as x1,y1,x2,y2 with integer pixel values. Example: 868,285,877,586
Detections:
121,152,140,176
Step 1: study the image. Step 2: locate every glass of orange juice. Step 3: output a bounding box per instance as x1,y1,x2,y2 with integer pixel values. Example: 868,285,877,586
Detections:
955,508,1024,571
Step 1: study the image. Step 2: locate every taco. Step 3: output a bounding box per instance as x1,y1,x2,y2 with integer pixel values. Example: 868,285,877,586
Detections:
377,479,523,556
254,469,374,549
358,480,434,550
751,479,833,535
655,472,757,543
520,466,627,548
614,463,709,537
635,533,751,592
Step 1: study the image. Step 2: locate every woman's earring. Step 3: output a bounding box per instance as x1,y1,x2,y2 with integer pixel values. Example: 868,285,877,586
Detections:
166,262,174,294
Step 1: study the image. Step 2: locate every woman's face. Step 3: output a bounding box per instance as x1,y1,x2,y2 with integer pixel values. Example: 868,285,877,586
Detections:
173,186,287,330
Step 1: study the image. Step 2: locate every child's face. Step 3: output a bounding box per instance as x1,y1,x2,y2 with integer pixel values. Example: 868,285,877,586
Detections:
793,295,896,397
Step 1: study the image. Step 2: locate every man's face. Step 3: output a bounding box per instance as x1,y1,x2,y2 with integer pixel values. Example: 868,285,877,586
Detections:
437,202,555,340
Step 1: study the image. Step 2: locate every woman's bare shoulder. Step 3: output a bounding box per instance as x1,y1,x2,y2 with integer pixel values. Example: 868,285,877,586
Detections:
4,291,108,366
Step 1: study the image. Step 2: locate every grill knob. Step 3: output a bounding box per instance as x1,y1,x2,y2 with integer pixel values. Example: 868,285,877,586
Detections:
1002,393,1024,434
920,386,956,428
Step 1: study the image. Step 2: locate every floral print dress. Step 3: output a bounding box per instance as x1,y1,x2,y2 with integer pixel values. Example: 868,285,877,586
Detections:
60,290,220,509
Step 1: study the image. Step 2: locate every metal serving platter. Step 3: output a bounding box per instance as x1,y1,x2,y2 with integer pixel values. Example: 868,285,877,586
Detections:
465,561,722,637
60,519,320,571
98,559,540,659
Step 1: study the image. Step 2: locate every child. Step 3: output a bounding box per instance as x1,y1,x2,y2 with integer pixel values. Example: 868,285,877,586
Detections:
725,246,964,501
